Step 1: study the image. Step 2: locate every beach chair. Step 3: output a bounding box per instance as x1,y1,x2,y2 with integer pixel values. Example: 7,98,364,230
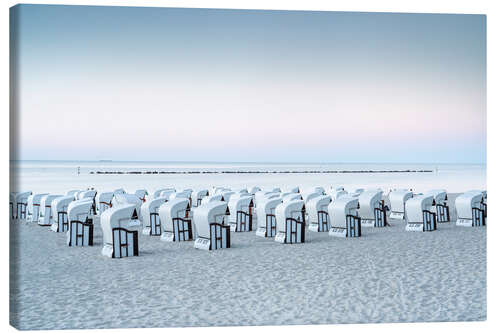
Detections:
50,195,74,232
193,201,230,250
134,189,148,202
192,189,209,207
112,194,143,227
456,191,486,227
201,194,224,205
38,195,63,226
358,190,388,227
141,197,167,236
113,188,126,195
287,186,300,193
405,195,437,231
328,196,361,238
330,188,348,200
101,204,139,258
249,186,262,195
303,191,321,203
78,190,97,214
425,190,450,222
314,186,326,195
96,192,114,215
256,197,282,237
388,189,413,220
281,192,302,202
275,199,306,244
26,193,48,223
351,188,365,197
227,194,254,232
159,198,192,242
153,188,174,198
220,191,236,202
14,191,32,220
67,200,94,246
254,191,280,209
10,192,16,219
307,195,332,232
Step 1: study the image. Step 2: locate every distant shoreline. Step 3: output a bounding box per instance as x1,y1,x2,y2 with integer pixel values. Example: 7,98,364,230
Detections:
89,169,434,175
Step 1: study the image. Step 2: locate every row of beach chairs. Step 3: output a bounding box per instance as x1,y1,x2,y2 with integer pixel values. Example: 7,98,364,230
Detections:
10,186,486,258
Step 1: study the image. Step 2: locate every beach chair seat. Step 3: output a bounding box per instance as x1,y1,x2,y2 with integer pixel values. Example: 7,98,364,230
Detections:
456,191,486,227
329,196,361,238
307,195,332,232
159,198,192,242
192,189,209,207
50,195,74,232
275,200,306,244
405,195,437,231
358,190,388,227
67,200,94,247
388,189,413,220
426,190,450,222
15,191,32,220
140,197,167,236
38,195,63,226
193,201,230,250
26,193,48,223
228,194,254,232
256,197,282,237
101,204,139,258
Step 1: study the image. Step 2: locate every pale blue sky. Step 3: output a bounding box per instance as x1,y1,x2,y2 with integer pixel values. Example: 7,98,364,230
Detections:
11,5,486,163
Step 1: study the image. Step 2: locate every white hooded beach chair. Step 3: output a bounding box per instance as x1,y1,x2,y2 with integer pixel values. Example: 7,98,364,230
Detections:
67,200,94,246
135,189,148,202
351,188,365,197
303,191,321,203
358,190,388,227
141,197,168,236
405,195,437,231
158,189,176,199
201,194,224,205
227,195,254,232
256,197,282,238
50,195,74,232
192,189,209,207
220,191,236,202
314,186,326,194
275,200,306,244
10,192,16,219
66,190,80,197
159,198,192,242
193,201,230,250
26,193,48,223
101,204,139,258
388,189,413,220
331,189,348,200
307,195,332,232
14,191,32,220
425,189,450,223
38,195,62,226
78,190,97,214
281,191,302,200
254,191,280,208
96,192,114,215
113,188,126,195
456,191,486,227
328,196,361,238
249,186,261,194
111,194,143,227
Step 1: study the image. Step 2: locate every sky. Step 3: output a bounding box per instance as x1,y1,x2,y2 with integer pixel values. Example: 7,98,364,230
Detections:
10,5,486,163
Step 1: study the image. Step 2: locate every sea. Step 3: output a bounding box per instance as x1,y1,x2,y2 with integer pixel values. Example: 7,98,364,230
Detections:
10,160,486,195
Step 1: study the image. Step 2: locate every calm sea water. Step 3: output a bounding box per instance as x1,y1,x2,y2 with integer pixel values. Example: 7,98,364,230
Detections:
10,160,486,194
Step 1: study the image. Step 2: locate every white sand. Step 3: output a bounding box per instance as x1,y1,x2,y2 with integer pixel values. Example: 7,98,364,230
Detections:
9,193,486,330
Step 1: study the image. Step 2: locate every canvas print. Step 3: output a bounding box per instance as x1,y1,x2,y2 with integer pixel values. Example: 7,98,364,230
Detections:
9,4,486,330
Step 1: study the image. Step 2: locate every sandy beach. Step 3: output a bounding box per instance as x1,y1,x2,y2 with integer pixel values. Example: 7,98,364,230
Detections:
9,193,486,329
